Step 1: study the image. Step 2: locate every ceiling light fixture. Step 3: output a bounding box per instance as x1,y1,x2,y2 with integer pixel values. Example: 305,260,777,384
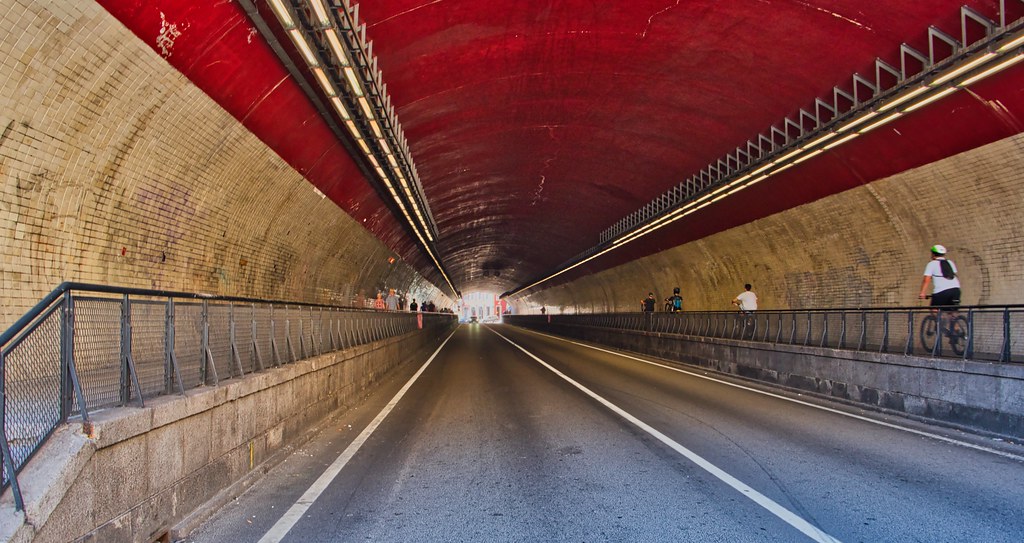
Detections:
958,53,1024,86
902,87,958,112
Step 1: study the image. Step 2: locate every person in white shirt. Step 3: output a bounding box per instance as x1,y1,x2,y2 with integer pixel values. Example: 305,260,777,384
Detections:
732,284,757,313
919,244,961,307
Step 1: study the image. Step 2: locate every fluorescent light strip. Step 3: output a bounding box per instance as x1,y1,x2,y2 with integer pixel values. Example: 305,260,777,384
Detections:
836,111,878,133
313,68,335,96
775,147,804,164
358,97,374,118
877,86,929,112
857,112,901,133
307,0,331,27
959,54,1024,86
772,163,794,175
344,120,360,139
330,97,350,120
325,30,350,66
792,149,823,165
367,155,380,168
998,33,1024,53
268,0,296,29
902,87,958,113
749,162,775,176
387,154,399,167
289,29,318,67
379,138,391,154
344,67,364,97
357,139,370,154
931,52,995,86
822,133,859,151
803,131,838,148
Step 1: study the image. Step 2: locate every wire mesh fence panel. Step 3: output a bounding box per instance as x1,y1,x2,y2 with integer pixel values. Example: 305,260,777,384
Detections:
305,307,319,356
174,303,203,389
310,308,323,356
206,304,233,380
234,305,255,375
1008,310,1024,363
2,306,63,485
287,306,303,360
254,304,273,369
969,309,1014,362
71,297,123,410
129,300,168,399
272,306,290,365
809,313,828,348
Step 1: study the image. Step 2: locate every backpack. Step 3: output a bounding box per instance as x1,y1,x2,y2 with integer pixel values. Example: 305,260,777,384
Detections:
939,259,956,280
672,296,682,310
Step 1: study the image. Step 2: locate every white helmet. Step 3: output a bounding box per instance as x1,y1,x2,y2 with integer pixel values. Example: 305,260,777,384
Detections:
931,244,947,255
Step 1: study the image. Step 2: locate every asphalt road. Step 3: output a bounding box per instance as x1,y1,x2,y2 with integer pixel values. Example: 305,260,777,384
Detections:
187,324,1024,543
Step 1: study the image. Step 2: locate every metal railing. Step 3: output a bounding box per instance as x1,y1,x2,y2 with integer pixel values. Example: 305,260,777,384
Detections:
1,283,455,510
508,304,1024,364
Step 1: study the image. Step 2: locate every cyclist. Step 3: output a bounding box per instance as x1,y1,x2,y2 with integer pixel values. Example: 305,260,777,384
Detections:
732,283,757,314
919,244,960,307
665,287,683,312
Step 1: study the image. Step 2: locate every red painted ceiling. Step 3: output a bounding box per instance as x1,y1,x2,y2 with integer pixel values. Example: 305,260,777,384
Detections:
99,0,1024,297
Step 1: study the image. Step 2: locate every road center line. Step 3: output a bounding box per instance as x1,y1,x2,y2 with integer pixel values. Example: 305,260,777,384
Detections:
489,327,842,543
517,327,1024,462
258,329,457,543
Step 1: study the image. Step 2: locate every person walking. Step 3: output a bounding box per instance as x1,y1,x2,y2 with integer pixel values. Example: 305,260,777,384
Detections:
732,284,757,313
919,244,961,306
385,288,399,311
641,292,656,312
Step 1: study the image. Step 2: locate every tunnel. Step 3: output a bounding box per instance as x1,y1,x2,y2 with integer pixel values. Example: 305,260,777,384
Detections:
2,1,1024,542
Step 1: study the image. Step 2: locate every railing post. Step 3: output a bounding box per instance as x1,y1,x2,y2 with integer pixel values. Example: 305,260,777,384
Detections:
120,294,144,407
1000,307,1010,362
252,304,264,372
270,304,282,367
0,349,25,511
164,298,184,395
932,307,943,357
60,291,75,421
229,304,245,377
905,309,914,355
857,311,866,351
881,310,890,353
200,300,218,386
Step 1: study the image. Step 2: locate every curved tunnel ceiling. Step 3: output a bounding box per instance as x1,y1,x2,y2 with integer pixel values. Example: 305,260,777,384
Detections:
98,0,1024,296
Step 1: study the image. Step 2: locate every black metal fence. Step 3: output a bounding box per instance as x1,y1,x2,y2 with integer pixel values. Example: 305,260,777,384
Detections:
508,305,1024,364
1,283,454,510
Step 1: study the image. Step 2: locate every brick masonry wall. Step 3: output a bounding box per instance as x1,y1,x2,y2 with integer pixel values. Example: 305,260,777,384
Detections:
0,1,446,330
522,133,1024,313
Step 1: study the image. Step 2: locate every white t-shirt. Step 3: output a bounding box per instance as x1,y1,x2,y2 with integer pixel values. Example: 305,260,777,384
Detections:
736,291,758,311
924,258,960,293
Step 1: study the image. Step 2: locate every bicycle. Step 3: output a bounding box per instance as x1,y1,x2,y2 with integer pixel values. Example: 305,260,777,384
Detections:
732,302,756,338
919,299,968,356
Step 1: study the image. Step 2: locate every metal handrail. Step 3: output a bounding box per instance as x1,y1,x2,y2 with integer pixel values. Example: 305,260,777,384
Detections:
1,283,455,510
507,304,1024,366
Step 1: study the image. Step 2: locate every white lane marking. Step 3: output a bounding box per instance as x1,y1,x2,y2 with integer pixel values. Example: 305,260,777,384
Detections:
489,328,842,543
517,328,1024,462
258,330,457,543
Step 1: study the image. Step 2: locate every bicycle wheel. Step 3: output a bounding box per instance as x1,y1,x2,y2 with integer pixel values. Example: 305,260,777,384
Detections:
919,315,938,353
948,315,968,356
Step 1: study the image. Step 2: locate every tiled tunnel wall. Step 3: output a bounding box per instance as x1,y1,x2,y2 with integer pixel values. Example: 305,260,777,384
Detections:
0,1,448,330
520,133,1024,313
